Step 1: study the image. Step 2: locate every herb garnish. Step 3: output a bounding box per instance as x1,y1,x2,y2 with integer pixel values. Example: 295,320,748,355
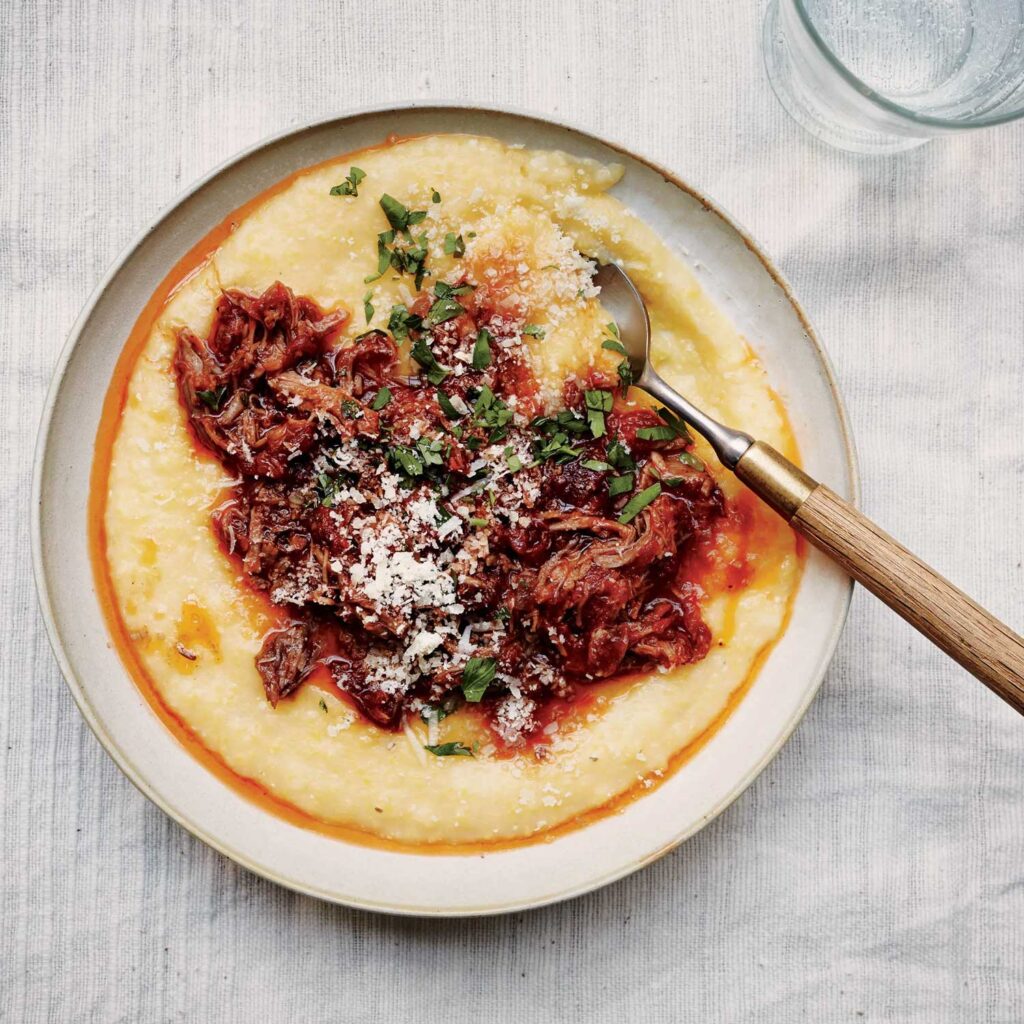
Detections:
318,698,328,713
461,657,497,702
607,473,635,497
329,167,366,197
379,194,428,236
431,188,441,203
636,425,677,442
387,304,422,342
471,385,513,442
411,338,448,385
363,290,374,323
504,447,523,473
471,328,492,370
522,324,545,339
197,386,228,412
436,390,464,420
617,482,661,524
387,437,445,484
315,472,344,507
444,232,466,257
584,389,612,438
371,387,392,411
424,742,473,757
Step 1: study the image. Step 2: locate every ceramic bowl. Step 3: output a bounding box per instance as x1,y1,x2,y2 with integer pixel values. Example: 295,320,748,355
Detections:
33,105,856,915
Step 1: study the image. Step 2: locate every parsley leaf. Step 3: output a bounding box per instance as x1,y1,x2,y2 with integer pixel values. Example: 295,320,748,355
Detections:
436,390,463,420
656,407,694,443
584,389,613,439
461,657,497,702
522,324,545,339
197,386,228,412
363,290,374,324
605,438,635,471
371,387,392,411
329,166,366,197
471,385,514,441
424,742,473,757
387,304,422,342
411,338,448,385
607,472,634,497
471,328,492,370
427,295,465,326
602,338,627,356
504,447,523,473
315,472,343,507
636,425,678,443
444,232,466,257
581,458,612,472
617,482,661,524
431,188,441,203
379,193,425,237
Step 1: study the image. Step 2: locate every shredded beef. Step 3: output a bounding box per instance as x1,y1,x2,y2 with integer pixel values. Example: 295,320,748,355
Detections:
174,278,726,744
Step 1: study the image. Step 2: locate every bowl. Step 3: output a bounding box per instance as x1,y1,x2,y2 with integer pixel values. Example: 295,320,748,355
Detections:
32,104,856,915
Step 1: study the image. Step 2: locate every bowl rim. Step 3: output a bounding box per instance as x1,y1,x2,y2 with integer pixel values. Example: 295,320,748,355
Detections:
31,101,859,915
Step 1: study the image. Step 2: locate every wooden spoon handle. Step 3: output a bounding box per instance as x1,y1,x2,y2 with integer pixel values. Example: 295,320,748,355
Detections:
735,442,1024,715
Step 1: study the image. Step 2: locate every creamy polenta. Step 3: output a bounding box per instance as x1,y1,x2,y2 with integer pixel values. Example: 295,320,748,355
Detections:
98,135,800,846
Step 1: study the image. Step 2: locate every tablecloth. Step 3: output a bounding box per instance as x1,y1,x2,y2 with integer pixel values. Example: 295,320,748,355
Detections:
3,1,1023,1020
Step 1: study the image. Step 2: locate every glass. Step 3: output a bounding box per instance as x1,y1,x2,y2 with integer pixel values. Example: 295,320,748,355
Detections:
763,0,1024,153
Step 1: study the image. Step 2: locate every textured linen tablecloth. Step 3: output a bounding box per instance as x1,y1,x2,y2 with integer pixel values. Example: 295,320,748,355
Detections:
3,1,1023,1021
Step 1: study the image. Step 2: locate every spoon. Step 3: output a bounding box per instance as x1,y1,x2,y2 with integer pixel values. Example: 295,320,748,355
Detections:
595,262,1024,715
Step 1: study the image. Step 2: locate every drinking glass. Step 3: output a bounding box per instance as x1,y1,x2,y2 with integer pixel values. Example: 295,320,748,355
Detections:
763,0,1024,153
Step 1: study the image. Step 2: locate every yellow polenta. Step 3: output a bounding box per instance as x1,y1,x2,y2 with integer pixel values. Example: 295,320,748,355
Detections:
103,135,799,845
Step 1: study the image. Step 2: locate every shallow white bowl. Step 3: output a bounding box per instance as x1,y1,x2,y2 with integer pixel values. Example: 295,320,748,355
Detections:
32,105,856,916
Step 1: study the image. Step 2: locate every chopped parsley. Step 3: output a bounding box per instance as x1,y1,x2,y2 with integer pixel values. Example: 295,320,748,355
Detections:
584,389,613,439
431,188,441,203
468,516,488,528
504,447,523,473
471,385,514,442
607,473,634,497
387,304,422,342
581,458,612,472
436,389,464,420
329,166,366,197
424,742,473,757
315,472,344,507
601,339,627,356
522,323,546,339
461,657,497,702
443,232,466,257
605,437,635,471
387,437,445,484
617,482,661,524
371,387,392,411
363,290,374,323
318,698,328,713
379,193,428,237
636,425,678,442
471,328,492,370
197,386,228,412
411,338,448,385
656,406,693,442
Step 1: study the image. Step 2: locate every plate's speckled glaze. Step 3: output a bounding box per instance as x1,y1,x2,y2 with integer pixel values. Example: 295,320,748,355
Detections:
32,105,856,916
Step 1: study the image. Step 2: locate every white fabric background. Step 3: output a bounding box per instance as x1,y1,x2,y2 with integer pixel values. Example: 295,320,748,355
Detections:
3,1,1023,1021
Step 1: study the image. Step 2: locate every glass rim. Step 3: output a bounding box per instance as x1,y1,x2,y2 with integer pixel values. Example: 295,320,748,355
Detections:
792,0,1024,129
